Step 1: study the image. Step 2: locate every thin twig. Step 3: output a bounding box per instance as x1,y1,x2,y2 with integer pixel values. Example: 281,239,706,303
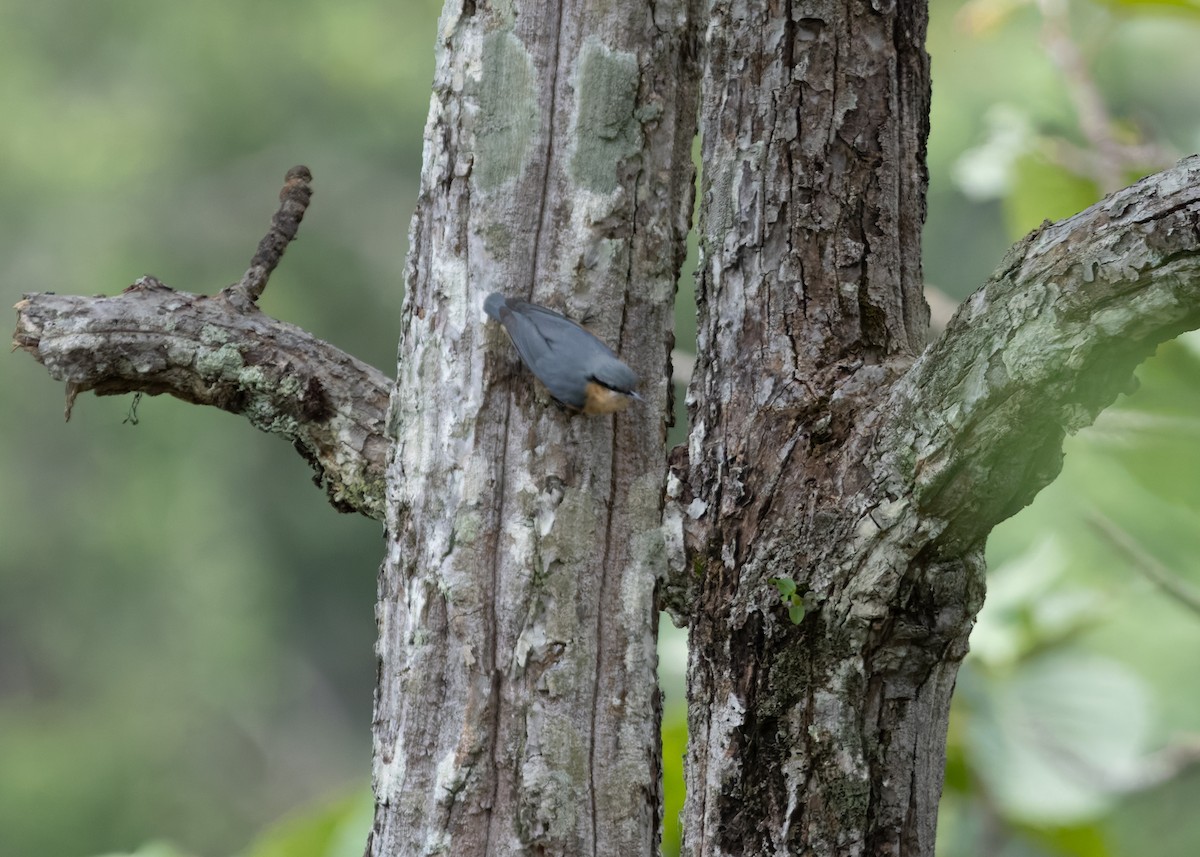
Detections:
1036,0,1174,192
1088,511,1200,618
1037,0,1121,187
226,165,314,307
1131,736,1200,792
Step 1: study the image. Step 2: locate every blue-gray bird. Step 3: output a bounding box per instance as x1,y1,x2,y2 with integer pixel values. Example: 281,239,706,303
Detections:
484,292,642,414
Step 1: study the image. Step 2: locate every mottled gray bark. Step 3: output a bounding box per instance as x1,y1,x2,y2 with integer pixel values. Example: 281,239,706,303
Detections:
679,1,943,852
675,0,1200,853
14,167,391,519
14,1,1200,855
14,279,391,520
369,0,698,855
891,162,1200,554
676,153,1200,856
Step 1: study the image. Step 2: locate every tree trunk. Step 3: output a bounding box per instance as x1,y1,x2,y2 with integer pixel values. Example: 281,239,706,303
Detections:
675,3,1200,855
678,2,959,853
368,0,699,854
15,2,1200,856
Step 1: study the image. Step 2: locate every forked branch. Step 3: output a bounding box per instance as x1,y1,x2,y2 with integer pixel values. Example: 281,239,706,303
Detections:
13,168,391,520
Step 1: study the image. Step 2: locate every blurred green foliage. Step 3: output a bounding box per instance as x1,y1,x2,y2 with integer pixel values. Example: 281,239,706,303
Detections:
2,1,1199,856
1,1,436,854
930,3,1200,856
237,791,372,857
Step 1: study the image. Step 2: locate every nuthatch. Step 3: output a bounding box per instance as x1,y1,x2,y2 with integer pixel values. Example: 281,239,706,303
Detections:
484,292,642,415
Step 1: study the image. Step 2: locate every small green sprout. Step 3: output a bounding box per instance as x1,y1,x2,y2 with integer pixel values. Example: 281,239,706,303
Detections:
769,576,809,625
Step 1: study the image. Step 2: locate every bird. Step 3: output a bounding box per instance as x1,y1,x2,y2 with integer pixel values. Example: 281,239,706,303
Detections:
484,292,642,415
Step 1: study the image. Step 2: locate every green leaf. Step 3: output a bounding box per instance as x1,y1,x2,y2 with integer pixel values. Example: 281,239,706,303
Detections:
964,653,1152,824
1029,821,1114,857
90,844,193,857
239,790,373,857
1005,153,1099,241
661,703,688,857
788,602,806,625
1098,0,1200,17
770,576,797,598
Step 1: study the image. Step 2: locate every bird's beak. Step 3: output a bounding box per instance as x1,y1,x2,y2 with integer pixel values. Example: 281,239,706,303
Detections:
627,391,645,403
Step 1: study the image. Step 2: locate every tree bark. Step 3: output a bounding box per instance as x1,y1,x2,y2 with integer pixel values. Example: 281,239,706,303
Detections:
679,1,944,852
14,1,1200,855
13,278,391,519
368,1,698,855
675,0,1200,853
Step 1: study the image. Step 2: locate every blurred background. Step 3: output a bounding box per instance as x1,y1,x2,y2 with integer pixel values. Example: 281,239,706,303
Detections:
2,1,1199,856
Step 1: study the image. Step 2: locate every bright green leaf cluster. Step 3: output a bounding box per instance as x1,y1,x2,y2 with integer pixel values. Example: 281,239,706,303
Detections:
768,576,808,625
